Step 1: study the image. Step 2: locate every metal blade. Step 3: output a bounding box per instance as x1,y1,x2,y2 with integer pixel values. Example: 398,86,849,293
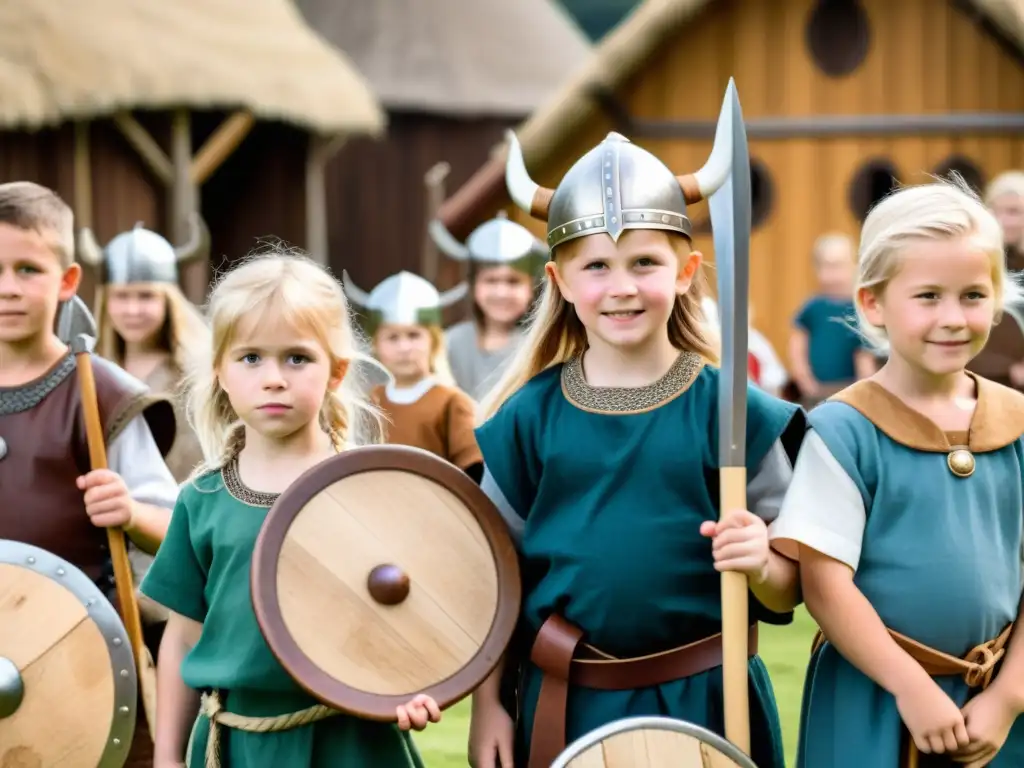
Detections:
56,294,97,355
709,80,752,469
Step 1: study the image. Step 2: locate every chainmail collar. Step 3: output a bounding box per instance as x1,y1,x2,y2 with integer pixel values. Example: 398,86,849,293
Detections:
561,350,704,414
0,353,76,416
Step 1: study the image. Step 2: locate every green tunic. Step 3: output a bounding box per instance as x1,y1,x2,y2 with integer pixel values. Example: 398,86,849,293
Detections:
140,462,425,768
788,379,1024,768
475,351,804,768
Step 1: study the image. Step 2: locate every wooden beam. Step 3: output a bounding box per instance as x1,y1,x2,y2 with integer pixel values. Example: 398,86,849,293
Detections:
112,112,174,184
191,111,255,185
73,121,93,229
591,90,1024,139
169,110,206,303
305,134,347,267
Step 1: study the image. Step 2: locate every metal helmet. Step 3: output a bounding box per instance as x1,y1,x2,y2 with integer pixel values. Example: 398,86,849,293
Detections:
342,270,468,335
76,213,209,285
428,211,547,277
504,86,737,252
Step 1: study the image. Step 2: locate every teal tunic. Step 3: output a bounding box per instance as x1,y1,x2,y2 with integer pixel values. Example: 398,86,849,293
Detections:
140,464,425,768
796,389,1024,767
794,295,863,383
475,352,803,768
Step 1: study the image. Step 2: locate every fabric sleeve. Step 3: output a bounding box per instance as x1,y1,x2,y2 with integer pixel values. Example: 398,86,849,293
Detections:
740,382,805,473
480,464,524,548
108,414,180,509
793,299,815,331
768,430,866,571
446,390,484,471
474,390,542,522
139,489,208,622
747,440,794,524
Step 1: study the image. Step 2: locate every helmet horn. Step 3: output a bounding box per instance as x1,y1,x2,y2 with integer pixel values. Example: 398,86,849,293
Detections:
438,281,469,308
427,219,470,260
174,213,211,264
676,80,736,204
76,227,104,266
505,131,554,221
341,270,372,308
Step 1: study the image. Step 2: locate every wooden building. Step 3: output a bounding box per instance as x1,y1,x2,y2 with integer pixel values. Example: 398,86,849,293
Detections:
0,0,384,305
293,0,591,293
437,0,1024,355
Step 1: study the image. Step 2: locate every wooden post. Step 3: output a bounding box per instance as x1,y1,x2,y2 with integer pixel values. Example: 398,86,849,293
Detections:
170,110,206,303
72,122,93,229
421,162,451,285
305,134,347,267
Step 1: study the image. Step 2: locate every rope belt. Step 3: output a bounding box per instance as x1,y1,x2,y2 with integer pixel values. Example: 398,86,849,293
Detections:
199,690,339,768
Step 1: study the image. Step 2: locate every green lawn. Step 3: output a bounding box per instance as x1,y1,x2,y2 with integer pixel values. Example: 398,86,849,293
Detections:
413,607,818,767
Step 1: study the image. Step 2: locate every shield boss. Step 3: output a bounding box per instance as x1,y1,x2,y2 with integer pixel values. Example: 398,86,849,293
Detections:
0,540,137,768
552,716,759,768
252,445,521,719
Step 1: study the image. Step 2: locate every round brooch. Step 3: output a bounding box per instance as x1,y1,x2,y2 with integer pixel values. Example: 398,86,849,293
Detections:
947,448,975,478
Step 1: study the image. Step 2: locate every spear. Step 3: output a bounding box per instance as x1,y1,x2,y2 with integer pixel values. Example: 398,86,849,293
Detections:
58,293,157,739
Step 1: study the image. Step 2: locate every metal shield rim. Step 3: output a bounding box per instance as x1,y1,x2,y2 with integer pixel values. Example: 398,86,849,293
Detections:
0,539,138,768
550,716,759,768
250,444,522,720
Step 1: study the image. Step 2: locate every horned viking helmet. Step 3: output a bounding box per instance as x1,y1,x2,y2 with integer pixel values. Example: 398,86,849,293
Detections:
504,88,736,252
428,211,548,278
342,270,468,335
76,213,209,285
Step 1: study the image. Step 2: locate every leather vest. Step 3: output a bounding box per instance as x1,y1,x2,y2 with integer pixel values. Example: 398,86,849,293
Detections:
0,353,176,587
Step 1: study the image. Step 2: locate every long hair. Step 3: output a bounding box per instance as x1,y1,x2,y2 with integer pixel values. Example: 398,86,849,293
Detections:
854,174,1023,352
187,247,385,476
95,282,209,376
480,232,717,420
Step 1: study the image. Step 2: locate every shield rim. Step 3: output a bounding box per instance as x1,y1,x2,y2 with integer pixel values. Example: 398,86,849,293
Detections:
0,539,138,768
550,716,759,768
251,444,522,720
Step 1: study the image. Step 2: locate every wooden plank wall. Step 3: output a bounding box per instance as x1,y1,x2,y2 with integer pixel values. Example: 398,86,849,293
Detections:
511,0,1024,359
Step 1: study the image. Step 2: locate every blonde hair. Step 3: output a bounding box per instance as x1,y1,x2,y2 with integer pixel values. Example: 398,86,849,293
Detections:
0,181,75,268
811,231,855,267
984,171,1024,206
853,174,1020,351
95,282,210,375
187,248,384,475
480,231,717,419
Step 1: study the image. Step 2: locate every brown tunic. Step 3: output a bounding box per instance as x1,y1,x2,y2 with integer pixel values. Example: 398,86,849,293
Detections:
371,383,483,470
0,351,175,767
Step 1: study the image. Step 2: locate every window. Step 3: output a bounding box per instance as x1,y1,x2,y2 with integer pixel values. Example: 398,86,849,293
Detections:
849,159,900,221
806,0,871,77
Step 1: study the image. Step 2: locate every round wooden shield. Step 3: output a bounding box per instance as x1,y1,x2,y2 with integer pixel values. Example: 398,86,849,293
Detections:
251,445,521,720
551,717,759,768
0,540,137,768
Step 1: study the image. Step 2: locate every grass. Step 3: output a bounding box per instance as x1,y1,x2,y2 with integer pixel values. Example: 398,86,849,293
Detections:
413,607,818,767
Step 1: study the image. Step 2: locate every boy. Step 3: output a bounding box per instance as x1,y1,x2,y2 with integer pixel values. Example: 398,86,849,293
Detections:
788,232,877,407
0,181,179,766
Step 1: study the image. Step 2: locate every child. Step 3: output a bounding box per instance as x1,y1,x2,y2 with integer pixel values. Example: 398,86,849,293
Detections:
80,219,212,638
342,269,483,481
986,170,1024,272
0,181,179,767
467,128,806,768
770,178,1024,767
429,212,545,401
789,232,877,407
139,251,442,768
703,295,789,397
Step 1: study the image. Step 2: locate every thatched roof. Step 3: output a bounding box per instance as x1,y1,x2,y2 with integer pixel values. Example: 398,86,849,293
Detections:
437,0,1024,235
0,0,385,134
294,0,592,116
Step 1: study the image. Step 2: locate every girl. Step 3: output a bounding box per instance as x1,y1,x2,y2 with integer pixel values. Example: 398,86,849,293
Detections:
467,124,806,768
429,212,545,401
79,219,210,646
139,251,441,768
342,269,483,481
770,178,1024,768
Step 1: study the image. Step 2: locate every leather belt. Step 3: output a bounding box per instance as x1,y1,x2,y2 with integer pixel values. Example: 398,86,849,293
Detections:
527,614,758,768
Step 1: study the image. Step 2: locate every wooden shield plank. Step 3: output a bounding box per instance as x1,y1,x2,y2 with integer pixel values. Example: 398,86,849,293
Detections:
553,717,759,768
252,445,521,720
0,541,138,768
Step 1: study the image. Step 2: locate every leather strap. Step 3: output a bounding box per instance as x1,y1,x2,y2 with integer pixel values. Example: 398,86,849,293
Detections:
526,615,757,768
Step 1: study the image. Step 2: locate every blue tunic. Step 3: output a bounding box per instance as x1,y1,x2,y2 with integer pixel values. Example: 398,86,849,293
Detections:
475,351,804,768
790,378,1024,767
